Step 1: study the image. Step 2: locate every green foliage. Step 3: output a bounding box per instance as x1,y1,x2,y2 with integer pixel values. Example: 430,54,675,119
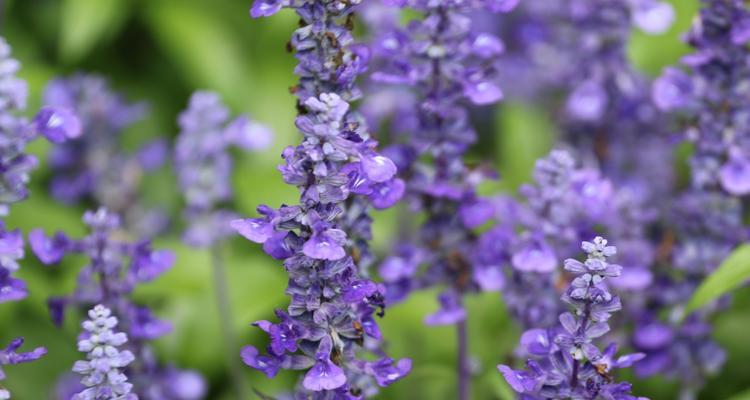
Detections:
686,245,750,315
59,0,130,63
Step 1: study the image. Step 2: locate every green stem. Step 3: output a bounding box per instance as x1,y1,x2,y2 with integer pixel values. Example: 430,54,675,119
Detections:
211,244,246,399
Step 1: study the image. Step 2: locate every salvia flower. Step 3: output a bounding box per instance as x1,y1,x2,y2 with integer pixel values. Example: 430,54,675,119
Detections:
652,0,750,195
0,35,82,398
175,90,272,247
29,208,205,399
502,149,624,331
370,0,516,322
0,38,81,215
499,237,645,399
630,1,750,392
42,74,168,237
71,304,137,400
0,338,47,399
233,0,411,396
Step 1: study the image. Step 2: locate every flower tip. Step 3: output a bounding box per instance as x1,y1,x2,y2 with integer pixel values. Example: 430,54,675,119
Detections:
231,218,270,243
33,106,82,143
250,0,283,18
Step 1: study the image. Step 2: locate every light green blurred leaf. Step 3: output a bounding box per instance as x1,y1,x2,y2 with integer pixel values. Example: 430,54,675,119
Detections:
726,388,750,400
145,1,249,104
627,0,698,75
59,0,129,62
496,101,554,190
686,244,750,314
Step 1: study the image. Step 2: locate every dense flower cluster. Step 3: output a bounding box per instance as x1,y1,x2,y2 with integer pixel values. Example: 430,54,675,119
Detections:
370,0,514,318
231,0,410,396
0,36,81,398
29,208,204,400
42,74,168,237
71,304,137,400
653,0,750,195
499,237,645,399
629,1,750,393
500,150,610,331
175,90,271,247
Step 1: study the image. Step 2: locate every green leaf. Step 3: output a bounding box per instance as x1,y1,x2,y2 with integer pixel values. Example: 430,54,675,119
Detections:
144,1,249,105
495,101,554,191
726,388,750,400
686,244,750,314
59,0,129,62
627,0,698,76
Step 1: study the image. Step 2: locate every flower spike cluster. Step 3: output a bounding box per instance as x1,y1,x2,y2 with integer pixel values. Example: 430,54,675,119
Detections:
232,0,410,396
0,36,81,398
653,0,750,195
499,237,645,399
630,1,750,392
29,208,205,399
175,91,272,247
0,39,81,216
42,74,169,237
370,0,516,320
71,304,137,400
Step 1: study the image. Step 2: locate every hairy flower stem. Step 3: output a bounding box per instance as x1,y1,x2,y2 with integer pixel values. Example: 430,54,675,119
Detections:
210,245,246,400
457,318,470,400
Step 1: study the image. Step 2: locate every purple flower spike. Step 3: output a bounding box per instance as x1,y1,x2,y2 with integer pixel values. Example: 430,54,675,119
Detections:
42,74,168,237
176,91,273,248
236,0,410,394
500,237,645,399
34,208,201,398
0,37,82,221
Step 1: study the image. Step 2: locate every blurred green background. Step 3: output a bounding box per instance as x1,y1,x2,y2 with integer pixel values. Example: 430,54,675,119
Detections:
2,0,750,399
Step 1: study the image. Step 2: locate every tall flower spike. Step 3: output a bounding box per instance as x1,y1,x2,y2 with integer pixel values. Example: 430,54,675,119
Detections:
499,237,645,399
41,74,168,237
652,0,750,195
71,304,137,400
500,149,617,332
233,0,410,396
629,2,750,394
367,1,515,397
29,208,205,399
175,91,272,248
174,90,272,398
0,35,81,398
